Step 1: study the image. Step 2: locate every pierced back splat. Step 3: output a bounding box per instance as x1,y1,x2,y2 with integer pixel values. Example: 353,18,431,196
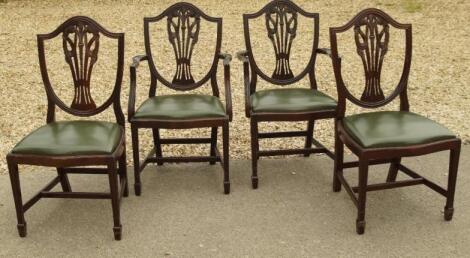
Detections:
354,14,390,102
167,7,201,85
63,23,99,111
265,3,298,80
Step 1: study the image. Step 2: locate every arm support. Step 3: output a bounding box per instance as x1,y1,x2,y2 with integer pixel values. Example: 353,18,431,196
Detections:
128,55,148,122
218,53,233,121
237,50,252,117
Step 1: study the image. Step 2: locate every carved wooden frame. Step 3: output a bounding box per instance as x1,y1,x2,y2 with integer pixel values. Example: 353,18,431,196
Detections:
330,8,461,234
129,2,232,195
238,0,336,189
6,16,127,240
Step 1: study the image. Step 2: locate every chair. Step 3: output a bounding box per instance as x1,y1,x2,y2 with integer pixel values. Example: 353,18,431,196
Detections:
129,2,232,195
238,0,337,189
329,8,461,234
6,17,127,240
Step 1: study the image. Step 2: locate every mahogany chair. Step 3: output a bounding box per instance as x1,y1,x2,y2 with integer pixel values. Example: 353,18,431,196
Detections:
129,2,232,195
238,0,336,189
6,16,127,240
330,8,461,234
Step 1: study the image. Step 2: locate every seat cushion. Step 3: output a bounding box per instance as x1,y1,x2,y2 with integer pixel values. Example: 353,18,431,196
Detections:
12,121,122,156
134,94,226,120
343,111,455,148
251,88,337,113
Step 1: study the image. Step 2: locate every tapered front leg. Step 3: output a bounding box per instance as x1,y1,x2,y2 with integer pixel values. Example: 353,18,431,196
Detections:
108,160,122,240
333,122,343,192
250,119,259,189
386,158,401,183
210,127,218,165
57,167,72,192
356,159,369,234
152,128,163,166
304,120,315,157
131,125,141,196
118,146,129,197
8,161,27,237
445,143,461,221
222,122,230,194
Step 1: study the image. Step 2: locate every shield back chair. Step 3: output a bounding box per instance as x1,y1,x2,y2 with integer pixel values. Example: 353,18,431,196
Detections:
6,16,127,240
329,8,461,234
238,0,337,189
129,2,232,195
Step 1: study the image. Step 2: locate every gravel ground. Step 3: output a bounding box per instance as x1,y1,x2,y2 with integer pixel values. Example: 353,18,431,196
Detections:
0,0,469,174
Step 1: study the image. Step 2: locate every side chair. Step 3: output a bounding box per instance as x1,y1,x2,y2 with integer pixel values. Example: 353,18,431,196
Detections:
128,2,232,195
7,16,127,240
238,0,337,189
329,8,461,234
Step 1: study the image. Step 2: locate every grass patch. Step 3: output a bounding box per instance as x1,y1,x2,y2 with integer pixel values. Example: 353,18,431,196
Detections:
402,0,423,13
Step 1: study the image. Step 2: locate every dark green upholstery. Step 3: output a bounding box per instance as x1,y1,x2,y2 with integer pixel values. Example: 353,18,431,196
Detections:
251,88,337,113
134,94,226,120
12,121,122,156
343,111,455,148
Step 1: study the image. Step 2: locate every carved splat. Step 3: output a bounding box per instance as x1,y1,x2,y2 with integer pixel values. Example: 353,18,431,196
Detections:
354,14,390,102
265,3,297,80
62,23,99,111
167,7,200,85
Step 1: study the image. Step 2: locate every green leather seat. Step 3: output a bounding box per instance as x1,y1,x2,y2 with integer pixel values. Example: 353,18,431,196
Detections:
12,121,122,156
134,94,226,120
250,88,337,113
343,111,455,148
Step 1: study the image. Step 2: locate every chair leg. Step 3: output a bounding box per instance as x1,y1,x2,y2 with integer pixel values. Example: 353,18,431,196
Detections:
210,127,218,165
119,146,129,198
152,128,163,166
57,167,72,192
333,124,343,192
7,161,27,237
131,125,142,196
304,120,315,157
250,119,259,189
356,158,369,235
386,158,401,183
108,160,122,241
445,145,460,221
222,122,230,194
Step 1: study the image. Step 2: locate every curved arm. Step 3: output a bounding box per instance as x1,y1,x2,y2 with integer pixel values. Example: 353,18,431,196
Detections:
218,53,233,121
128,55,148,122
237,50,252,117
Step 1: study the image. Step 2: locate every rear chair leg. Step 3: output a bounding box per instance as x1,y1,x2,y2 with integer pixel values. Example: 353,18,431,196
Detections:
445,144,460,221
250,119,259,189
8,161,27,237
108,161,122,240
304,120,315,157
356,159,369,234
152,128,163,166
386,158,401,183
222,122,230,194
210,127,218,165
131,125,142,196
119,146,129,197
333,123,343,192
57,167,72,192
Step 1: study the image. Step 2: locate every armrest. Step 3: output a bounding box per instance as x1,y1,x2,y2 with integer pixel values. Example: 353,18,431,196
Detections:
219,53,233,121
128,55,148,122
